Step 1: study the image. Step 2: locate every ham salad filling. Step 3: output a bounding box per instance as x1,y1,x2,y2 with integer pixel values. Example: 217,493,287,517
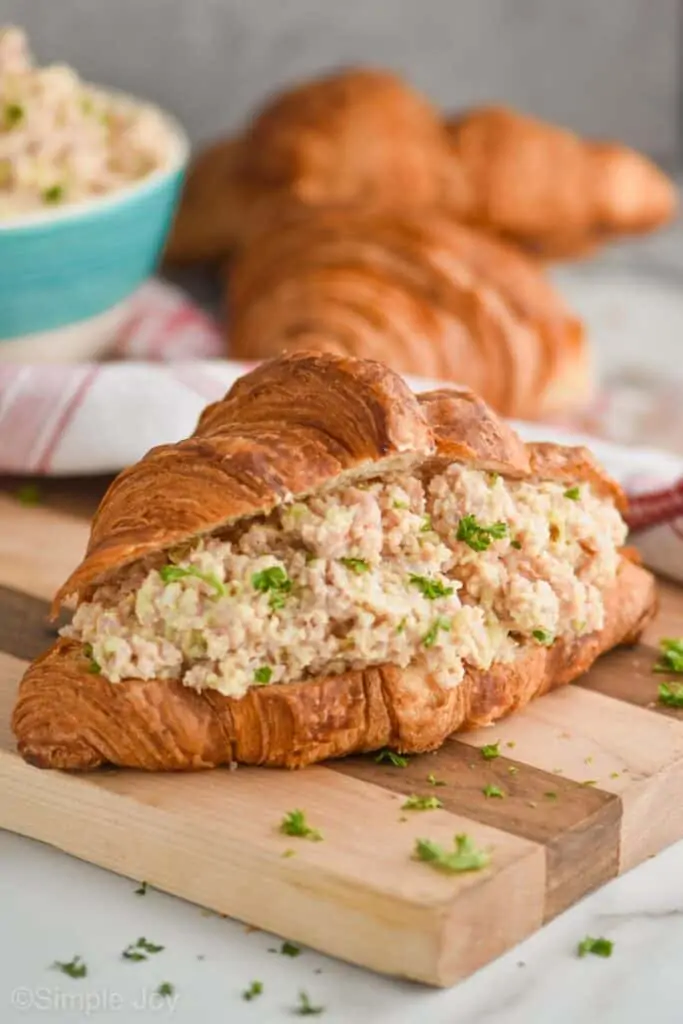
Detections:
63,467,627,698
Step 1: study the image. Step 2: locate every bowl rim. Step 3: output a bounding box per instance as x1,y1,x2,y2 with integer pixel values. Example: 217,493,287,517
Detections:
0,88,190,233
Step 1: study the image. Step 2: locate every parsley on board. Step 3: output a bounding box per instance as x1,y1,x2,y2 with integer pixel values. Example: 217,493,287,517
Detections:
480,741,500,760
253,666,273,685
160,564,226,598
339,557,370,574
408,574,454,600
482,785,504,799
577,936,613,958
427,773,446,787
654,638,683,674
157,983,175,998
564,486,581,501
532,629,554,646
375,749,408,767
242,980,263,1001
414,834,490,874
658,681,683,707
251,565,292,609
52,956,87,979
456,515,508,552
508,765,519,775
295,990,325,1016
134,881,147,896
422,617,452,648
279,809,323,842
122,937,164,962
280,941,301,958
402,794,443,811
15,482,41,506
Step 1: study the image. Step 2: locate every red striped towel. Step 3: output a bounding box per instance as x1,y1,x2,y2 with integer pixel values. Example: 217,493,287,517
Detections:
1,279,681,581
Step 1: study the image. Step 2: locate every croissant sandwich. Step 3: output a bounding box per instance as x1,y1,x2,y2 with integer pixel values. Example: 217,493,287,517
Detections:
12,352,655,772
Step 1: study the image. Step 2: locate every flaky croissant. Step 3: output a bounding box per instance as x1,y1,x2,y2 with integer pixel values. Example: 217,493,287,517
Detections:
13,352,655,772
227,206,589,419
445,105,677,258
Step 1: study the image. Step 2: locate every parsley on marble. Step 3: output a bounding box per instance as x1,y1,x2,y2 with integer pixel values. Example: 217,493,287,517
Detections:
295,990,325,1016
134,880,147,896
280,941,301,958
157,982,175,998
242,980,263,1001
52,956,87,979
577,936,613,958
122,937,164,962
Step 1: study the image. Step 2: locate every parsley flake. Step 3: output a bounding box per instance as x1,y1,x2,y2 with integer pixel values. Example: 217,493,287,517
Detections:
402,794,443,811
654,638,683,674
4,103,23,127
122,937,164,962
577,936,613,958
532,629,554,646
253,666,273,685
658,682,683,707
544,791,558,801
427,772,446,787
414,834,490,874
134,880,147,896
510,539,522,550
564,486,581,501
408,574,454,600
157,982,175,998
422,617,452,647
279,809,322,842
339,557,369,573
15,482,41,506
375,749,409,767
242,980,263,1001
295,990,325,1016
393,500,409,509
43,184,65,204
420,514,433,532
280,941,301,957
480,741,500,760
252,566,292,608
482,784,504,799
456,515,508,552
160,563,226,597
82,642,101,675
508,765,519,775
52,956,87,979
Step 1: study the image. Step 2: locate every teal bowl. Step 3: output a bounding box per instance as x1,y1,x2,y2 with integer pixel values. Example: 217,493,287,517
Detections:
0,102,189,361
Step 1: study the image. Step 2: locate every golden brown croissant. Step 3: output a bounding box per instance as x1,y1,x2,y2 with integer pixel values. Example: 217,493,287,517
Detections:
227,206,589,419
444,106,677,257
13,352,655,772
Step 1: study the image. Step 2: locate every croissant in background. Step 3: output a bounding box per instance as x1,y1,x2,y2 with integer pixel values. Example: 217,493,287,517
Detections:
228,206,590,420
165,67,676,264
445,106,677,257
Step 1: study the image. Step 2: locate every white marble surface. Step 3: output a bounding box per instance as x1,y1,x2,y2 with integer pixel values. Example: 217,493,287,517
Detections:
4,221,683,1023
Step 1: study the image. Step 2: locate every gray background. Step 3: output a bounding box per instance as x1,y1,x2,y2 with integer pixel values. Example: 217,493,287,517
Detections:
3,0,682,163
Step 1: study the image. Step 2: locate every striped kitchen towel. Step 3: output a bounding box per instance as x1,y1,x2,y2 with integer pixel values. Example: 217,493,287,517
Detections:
0,278,682,581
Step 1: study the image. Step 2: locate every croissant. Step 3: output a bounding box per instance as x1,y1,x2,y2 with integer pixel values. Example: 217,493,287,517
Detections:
445,105,677,257
227,205,589,419
13,352,655,772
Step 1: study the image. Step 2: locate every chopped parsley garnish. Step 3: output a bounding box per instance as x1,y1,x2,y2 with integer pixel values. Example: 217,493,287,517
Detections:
279,809,322,841
15,482,41,506
396,617,407,634
393,500,409,509
577,936,613,958
480,741,500,760
242,980,263,1001
134,880,147,896
482,784,504,799
252,565,292,609
295,990,325,1016
510,539,522,550
280,941,301,957
52,956,87,979
253,666,273,685
564,486,581,501
658,681,683,707
532,629,554,646
654,638,683,674
43,184,65,204
408,574,454,600
160,563,226,597
339,557,370,574
420,514,433,532
82,642,101,674
422,617,452,647
427,772,446,787
414,834,490,874
157,982,175,997
375,749,409,767
402,794,443,811
4,103,23,127
122,937,164,961
456,515,508,551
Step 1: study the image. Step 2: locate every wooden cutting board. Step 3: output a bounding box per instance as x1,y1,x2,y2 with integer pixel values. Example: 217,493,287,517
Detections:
1,485,683,988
